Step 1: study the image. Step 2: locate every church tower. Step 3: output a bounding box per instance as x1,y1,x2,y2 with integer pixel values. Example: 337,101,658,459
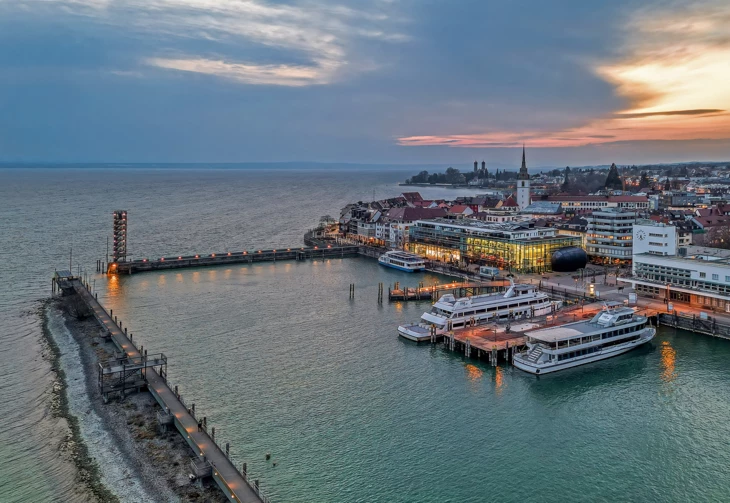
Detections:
516,146,531,210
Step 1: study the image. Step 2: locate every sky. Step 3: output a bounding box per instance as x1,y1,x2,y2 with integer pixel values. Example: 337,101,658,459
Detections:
0,0,729,167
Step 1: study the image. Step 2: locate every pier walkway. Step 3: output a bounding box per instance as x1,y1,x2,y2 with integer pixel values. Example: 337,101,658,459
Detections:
110,245,359,274
71,279,269,503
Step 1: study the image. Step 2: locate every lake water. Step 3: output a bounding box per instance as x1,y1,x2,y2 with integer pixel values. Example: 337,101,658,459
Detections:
1,166,730,502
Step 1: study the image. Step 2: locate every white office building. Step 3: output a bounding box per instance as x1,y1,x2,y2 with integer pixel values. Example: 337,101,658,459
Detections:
585,208,637,263
633,221,677,259
621,247,730,312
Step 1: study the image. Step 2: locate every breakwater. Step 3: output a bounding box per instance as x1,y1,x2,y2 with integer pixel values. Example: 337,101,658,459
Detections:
56,275,273,503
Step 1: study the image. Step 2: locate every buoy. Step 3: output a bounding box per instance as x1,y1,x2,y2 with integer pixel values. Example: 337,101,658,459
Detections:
273,462,277,467
265,453,271,460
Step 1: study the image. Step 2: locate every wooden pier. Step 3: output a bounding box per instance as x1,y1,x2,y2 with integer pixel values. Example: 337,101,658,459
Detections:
109,245,360,275
64,278,272,503
388,279,510,302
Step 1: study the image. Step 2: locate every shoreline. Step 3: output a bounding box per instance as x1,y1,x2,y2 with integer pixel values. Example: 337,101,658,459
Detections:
43,297,227,503
40,299,120,503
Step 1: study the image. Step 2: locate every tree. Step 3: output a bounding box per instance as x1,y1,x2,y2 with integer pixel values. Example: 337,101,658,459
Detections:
445,167,462,183
604,163,623,190
639,172,650,189
407,170,429,184
562,166,571,190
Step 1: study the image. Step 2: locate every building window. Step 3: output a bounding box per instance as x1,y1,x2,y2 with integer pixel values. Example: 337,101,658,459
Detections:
713,274,719,281
700,272,706,278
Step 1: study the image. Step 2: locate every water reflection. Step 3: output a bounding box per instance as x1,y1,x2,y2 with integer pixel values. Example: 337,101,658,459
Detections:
660,340,677,382
523,346,650,400
465,363,483,382
494,366,505,395
106,274,120,298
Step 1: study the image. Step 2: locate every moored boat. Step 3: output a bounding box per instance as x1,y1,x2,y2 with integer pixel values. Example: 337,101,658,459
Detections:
513,302,655,375
378,250,426,272
398,279,560,341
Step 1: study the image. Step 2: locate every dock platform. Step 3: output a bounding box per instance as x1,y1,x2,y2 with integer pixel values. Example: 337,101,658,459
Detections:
69,279,271,503
388,279,509,301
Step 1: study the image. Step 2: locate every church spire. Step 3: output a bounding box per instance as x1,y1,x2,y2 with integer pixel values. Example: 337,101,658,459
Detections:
518,144,529,180
521,144,526,169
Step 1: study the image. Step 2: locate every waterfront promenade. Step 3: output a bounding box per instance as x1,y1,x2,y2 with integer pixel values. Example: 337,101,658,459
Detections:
71,279,268,503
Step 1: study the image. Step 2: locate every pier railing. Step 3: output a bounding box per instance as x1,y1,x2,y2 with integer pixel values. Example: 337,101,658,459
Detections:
658,312,730,340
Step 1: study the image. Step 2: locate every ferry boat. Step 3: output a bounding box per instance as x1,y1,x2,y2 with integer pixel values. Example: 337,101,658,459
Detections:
513,302,656,375
378,251,426,272
398,280,559,341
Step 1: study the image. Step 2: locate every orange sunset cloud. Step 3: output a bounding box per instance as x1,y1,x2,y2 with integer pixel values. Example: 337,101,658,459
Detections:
398,2,730,149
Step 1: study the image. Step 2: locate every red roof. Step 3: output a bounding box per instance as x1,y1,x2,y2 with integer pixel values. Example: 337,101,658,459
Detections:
695,215,730,227
401,192,424,203
502,196,518,207
448,204,472,214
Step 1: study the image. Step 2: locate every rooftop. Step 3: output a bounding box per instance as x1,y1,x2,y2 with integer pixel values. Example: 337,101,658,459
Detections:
545,195,648,202
525,306,639,342
415,218,544,232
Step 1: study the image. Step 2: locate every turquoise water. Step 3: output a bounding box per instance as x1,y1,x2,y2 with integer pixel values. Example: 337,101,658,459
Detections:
2,166,730,502
101,258,730,503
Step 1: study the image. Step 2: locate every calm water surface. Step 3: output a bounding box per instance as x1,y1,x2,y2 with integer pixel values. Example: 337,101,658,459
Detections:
1,166,730,502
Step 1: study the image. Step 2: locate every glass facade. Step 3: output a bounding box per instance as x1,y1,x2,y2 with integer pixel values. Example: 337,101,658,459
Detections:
407,220,582,273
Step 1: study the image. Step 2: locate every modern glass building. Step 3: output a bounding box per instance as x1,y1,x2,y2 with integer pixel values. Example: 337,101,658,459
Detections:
408,218,582,273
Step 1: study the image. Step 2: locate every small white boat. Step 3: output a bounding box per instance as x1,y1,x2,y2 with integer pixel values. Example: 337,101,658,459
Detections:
513,302,656,375
398,279,560,341
378,251,426,272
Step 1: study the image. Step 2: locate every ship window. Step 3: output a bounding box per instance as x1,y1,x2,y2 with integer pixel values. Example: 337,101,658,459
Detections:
476,309,486,314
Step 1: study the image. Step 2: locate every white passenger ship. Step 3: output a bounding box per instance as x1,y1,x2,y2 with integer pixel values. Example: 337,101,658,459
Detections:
513,303,656,375
378,251,426,272
398,280,559,341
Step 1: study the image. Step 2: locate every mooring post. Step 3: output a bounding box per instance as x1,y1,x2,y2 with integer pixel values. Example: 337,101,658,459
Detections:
174,385,179,397
226,442,230,457
211,427,215,442
242,462,247,475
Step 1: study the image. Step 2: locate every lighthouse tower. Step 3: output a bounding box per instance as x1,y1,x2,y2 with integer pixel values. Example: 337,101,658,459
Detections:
516,146,531,210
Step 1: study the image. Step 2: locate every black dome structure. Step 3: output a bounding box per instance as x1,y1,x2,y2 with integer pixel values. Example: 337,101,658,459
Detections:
550,246,588,272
